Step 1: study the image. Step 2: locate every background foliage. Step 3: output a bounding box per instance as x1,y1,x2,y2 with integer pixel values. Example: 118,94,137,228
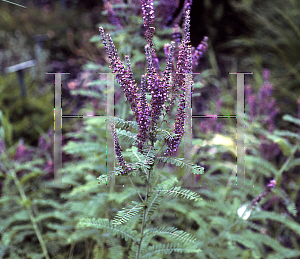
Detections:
0,0,300,258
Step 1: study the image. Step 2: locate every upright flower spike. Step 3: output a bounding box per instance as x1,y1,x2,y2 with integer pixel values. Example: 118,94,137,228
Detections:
165,46,193,156
163,4,194,156
162,41,175,91
140,0,155,49
164,6,191,119
172,24,181,44
164,43,171,57
136,75,151,152
144,44,163,135
183,9,191,43
111,123,131,174
99,27,140,119
186,42,193,98
141,0,161,80
100,0,209,158
192,36,208,68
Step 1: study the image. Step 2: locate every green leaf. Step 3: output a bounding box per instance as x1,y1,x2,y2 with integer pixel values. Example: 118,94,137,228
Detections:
283,114,300,127
140,243,201,258
89,35,102,42
77,218,138,242
156,157,204,175
273,137,292,156
145,226,197,244
112,201,144,225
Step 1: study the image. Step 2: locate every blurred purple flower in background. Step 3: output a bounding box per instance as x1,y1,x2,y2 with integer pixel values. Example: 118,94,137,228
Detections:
103,0,123,29
246,69,280,133
0,138,5,155
199,99,223,134
244,69,282,161
192,36,208,68
14,138,34,162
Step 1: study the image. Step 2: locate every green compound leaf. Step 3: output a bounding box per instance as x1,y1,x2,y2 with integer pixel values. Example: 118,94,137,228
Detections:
112,201,144,225
140,243,201,258
156,156,204,175
77,218,138,243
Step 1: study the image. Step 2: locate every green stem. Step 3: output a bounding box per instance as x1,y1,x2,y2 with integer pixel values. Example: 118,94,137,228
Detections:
135,168,151,259
128,175,144,202
275,143,298,189
10,169,50,259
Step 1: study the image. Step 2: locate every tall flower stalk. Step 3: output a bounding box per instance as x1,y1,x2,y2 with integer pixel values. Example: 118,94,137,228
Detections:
79,1,207,258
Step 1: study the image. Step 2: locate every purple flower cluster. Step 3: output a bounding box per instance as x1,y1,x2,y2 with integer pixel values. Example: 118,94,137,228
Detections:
199,99,223,134
245,69,279,132
103,0,122,29
267,179,276,189
145,44,172,141
99,0,209,161
136,75,151,152
164,7,194,156
172,24,181,44
156,0,180,28
192,36,209,68
245,69,282,161
164,1,194,118
245,84,256,121
141,0,155,49
99,27,140,119
111,123,132,173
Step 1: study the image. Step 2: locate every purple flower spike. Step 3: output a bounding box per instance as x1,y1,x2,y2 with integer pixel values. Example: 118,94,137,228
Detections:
172,24,181,44
258,83,273,115
136,75,151,152
164,43,171,57
162,41,175,95
263,69,270,82
144,43,171,137
165,46,193,156
192,36,208,68
99,27,140,118
111,123,131,174
183,9,191,43
141,0,155,48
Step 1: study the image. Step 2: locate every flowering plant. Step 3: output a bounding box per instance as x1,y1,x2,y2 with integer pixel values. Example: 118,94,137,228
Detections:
77,0,207,257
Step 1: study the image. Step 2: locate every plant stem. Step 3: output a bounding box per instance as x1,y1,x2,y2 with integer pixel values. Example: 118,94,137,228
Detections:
10,169,50,259
128,175,144,202
135,169,151,259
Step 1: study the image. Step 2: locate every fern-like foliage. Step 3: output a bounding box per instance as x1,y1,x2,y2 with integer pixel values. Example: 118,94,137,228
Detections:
139,243,201,259
77,218,139,243
144,226,197,244
115,128,138,145
106,116,139,131
156,156,204,175
112,201,144,225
